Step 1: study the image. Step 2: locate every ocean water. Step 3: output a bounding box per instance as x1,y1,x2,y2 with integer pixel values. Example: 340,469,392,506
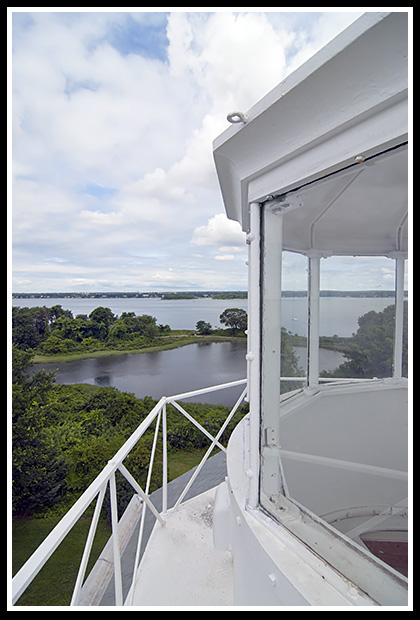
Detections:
12,295,397,337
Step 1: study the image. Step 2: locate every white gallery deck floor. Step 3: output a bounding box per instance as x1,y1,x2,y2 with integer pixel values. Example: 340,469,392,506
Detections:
129,488,234,607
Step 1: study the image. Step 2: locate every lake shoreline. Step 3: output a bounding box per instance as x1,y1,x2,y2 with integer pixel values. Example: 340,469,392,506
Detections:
32,333,350,365
32,334,246,364
31,340,347,405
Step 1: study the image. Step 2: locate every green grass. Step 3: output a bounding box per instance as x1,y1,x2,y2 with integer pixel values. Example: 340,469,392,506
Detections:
12,511,111,606
168,447,213,480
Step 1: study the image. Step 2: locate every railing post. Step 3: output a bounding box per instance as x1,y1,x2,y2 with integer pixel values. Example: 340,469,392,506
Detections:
173,385,248,510
246,201,261,509
109,471,123,606
260,204,284,500
307,252,321,388
162,402,168,515
393,254,406,379
70,484,107,606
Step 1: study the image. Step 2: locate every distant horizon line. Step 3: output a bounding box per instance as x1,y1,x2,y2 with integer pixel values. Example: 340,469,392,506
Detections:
12,289,407,297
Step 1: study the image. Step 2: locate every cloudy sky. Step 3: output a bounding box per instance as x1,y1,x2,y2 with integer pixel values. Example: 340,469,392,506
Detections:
10,8,407,293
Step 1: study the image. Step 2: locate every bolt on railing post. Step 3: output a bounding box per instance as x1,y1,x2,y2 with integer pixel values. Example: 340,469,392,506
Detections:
162,402,168,515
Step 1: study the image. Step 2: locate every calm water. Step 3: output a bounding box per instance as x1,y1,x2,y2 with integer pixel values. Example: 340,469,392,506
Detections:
34,342,249,406
33,342,345,406
13,295,396,336
18,295,388,405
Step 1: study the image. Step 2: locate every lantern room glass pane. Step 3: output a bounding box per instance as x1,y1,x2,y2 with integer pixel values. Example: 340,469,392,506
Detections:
258,198,408,591
319,256,408,380
281,251,307,392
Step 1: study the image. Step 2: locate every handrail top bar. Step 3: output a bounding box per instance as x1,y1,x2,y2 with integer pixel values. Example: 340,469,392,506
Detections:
165,378,247,403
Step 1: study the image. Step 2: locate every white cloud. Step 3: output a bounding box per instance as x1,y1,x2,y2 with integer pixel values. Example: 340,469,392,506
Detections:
218,246,243,254
191,213,246,248
215,254,235,261
167,12,290,114
11,9,375,293
134,168,192,201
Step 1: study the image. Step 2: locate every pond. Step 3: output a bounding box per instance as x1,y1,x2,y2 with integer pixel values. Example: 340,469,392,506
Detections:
34,341,345,406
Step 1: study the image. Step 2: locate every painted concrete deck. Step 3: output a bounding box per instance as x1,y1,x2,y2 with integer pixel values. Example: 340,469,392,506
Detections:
97,451,228,606
129,488,234,606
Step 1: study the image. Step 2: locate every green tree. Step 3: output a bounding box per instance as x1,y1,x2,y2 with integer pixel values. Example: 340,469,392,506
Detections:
108,318,129,341
88,306,116,327
108,313,158,342
281,328,302,377
196,320,212,335
88,307,116,340
42,385,158,513
41,334,69,354
12,306,51,350
133,314,158,339
51,316,85,342
219,308,247,335
322,302,408,379
49,305,73,325
12,347,68,515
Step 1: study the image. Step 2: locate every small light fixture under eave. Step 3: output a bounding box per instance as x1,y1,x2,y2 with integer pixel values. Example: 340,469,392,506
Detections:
227,111,248,124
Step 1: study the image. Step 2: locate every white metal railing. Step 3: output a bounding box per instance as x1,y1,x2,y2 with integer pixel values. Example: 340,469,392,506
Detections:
11,374,388,606
12,379,247,607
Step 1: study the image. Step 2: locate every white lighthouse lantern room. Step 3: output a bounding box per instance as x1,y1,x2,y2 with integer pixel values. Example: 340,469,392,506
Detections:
213,11,409,606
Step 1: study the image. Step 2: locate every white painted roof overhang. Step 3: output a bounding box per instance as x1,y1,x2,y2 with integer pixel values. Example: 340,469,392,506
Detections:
213,12,409,257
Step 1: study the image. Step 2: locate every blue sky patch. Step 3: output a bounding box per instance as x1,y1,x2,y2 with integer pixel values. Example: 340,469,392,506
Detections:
83,184,118,199
107,13,169,61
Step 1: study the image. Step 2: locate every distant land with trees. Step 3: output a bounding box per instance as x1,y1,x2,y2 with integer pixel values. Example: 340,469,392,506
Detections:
11,302,251,362
12,290,406,300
